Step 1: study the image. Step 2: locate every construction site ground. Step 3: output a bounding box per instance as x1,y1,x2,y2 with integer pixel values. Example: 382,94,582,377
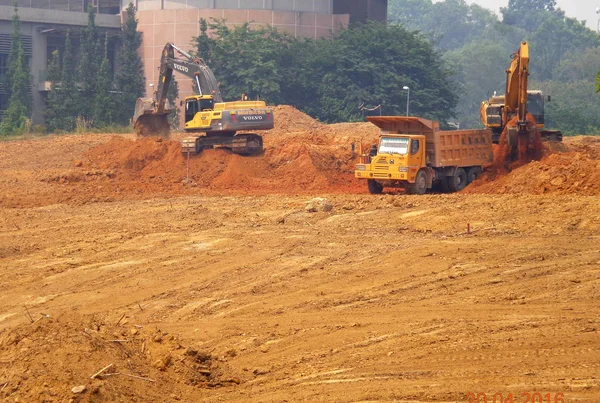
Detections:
1,107,599,402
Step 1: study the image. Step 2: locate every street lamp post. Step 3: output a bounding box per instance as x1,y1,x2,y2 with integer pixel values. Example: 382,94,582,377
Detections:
403,86,410,116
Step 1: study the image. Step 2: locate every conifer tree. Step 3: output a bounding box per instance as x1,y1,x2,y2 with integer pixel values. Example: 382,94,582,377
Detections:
77,5,100,122
45,49,63,132
191,18,213,95
2,1,20,100
0,4,32,135
167,75,180,129
194,18,212,61
46,30,77,132
115,3,145,125
93,33,115,127
61,31,78,130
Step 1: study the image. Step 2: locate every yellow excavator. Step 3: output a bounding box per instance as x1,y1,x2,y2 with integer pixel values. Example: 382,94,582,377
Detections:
480,41,562,160
133,43,273,155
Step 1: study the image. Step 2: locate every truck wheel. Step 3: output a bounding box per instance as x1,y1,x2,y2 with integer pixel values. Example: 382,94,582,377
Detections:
466,167,482,184
448,168,467,192
407,170,427,195
367,179,383,194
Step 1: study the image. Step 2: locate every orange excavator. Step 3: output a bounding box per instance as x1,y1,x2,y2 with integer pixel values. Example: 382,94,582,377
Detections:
480,41,562,162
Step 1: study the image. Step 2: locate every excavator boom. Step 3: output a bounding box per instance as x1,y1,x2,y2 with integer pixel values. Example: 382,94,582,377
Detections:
133,42,224,136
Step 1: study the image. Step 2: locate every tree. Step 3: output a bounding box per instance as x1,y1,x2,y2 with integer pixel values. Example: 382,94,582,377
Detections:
0,4,32,135
554,47,600,83
115,2,146,125
444,38,510,129
533,79,600,135
528,13,599,81
501,0,558,32
201,20,293,104
388,0,433,26
283,22,458,123
388,0,499,51
194,18,213,61
77,4,100,123
167,74,180,129
45,50,64,132
426,0,498,50
46,30,78,132
0,45,30,134
93,34,115,127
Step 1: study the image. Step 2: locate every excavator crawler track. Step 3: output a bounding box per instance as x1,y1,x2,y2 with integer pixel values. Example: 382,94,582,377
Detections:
180,133,263,156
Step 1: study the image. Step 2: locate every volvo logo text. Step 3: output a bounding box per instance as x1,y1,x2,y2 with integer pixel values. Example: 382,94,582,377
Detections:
173,64,189,73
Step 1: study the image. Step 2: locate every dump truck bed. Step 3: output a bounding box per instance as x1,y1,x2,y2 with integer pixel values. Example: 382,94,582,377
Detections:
367,116,493,168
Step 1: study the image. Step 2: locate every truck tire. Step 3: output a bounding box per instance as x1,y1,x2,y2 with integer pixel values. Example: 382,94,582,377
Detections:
367,179,383,194
406,170,427,195
448,168,467,192
466,167,482,184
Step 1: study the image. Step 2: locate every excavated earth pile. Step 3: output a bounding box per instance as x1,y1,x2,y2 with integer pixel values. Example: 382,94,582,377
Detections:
75,106,379,200
467,136,600,195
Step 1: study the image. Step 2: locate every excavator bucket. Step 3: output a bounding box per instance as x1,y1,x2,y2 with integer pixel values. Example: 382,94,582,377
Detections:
132,97,171,138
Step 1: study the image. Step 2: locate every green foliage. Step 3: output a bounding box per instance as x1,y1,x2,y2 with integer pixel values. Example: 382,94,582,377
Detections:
194,18,212,61
444,38,510,129
528,14,599,81
2,1,21,101
501,0,558,32
167,74,180,129
115,2,146,125
46,30,78,132
191,19,214,95
93,34,115,127
533,79,600,135
198,20,293,103
289,22,457,123
0,45,30,134
0,4,32,135
389,0,498,50
197,20,457,124
77,5,100,121
47,50,61,82
389,0,600,135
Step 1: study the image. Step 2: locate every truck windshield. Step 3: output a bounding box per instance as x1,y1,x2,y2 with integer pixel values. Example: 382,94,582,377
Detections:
379,137,409,155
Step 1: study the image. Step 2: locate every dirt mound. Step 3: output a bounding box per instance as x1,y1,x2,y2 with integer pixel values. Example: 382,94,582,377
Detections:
74,106,380,197
265,105,324,133
491,114,543,172
0,312,241,402
466,149,600,195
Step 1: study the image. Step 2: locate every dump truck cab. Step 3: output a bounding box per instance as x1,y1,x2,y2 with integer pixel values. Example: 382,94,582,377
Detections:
355,116,493,195
357,134,426,181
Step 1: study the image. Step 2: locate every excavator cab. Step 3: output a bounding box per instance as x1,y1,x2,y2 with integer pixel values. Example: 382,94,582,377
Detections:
184,95,215,123
526,91,544,125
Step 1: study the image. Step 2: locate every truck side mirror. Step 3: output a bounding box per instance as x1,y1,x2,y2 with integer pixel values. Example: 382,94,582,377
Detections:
180,100,183,106
547,95,551,102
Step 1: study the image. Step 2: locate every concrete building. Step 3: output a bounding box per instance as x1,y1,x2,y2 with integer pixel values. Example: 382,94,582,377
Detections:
0,4,120,124
0,0,386,125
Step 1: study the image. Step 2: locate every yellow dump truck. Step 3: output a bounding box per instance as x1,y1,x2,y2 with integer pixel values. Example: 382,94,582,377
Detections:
355,116,493,194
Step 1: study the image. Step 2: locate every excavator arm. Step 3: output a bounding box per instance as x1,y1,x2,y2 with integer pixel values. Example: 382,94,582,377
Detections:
133,42,223,136
504,41,529,128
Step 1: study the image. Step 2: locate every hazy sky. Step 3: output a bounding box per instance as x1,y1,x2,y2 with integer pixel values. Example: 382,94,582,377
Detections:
460,0,600,30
